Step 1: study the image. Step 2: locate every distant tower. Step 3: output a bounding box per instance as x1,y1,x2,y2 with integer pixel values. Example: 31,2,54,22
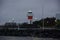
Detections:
27,10,33,24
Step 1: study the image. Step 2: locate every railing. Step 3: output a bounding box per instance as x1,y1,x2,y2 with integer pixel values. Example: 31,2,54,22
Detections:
0,28,59,30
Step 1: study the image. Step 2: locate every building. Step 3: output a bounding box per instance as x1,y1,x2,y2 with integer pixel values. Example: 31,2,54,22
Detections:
56,13,60,20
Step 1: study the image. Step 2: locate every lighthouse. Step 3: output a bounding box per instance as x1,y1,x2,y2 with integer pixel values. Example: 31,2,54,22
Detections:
27,10,33,24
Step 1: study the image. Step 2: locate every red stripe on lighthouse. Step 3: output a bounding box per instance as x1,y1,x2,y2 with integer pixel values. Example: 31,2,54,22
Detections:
28,16,33,20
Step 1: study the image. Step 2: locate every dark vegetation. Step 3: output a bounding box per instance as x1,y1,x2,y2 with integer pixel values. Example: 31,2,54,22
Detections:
0,17,60,28
0,29,60,38
1,17,59,28
0,17,60,38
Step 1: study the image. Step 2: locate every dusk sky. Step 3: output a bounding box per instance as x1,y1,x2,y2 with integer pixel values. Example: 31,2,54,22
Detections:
0,0,60,24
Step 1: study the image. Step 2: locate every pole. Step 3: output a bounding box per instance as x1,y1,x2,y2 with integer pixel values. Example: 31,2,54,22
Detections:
42,0,44,30
18,25,19,30
30,20,32,24
17,24,19,30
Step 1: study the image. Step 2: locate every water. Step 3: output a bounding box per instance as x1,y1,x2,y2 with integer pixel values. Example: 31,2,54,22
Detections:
0,36,59,40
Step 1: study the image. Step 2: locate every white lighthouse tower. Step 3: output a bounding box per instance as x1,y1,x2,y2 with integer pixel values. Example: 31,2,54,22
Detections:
27,10,33,24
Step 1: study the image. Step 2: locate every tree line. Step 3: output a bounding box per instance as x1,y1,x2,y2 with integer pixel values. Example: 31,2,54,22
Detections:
0,17,60,28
